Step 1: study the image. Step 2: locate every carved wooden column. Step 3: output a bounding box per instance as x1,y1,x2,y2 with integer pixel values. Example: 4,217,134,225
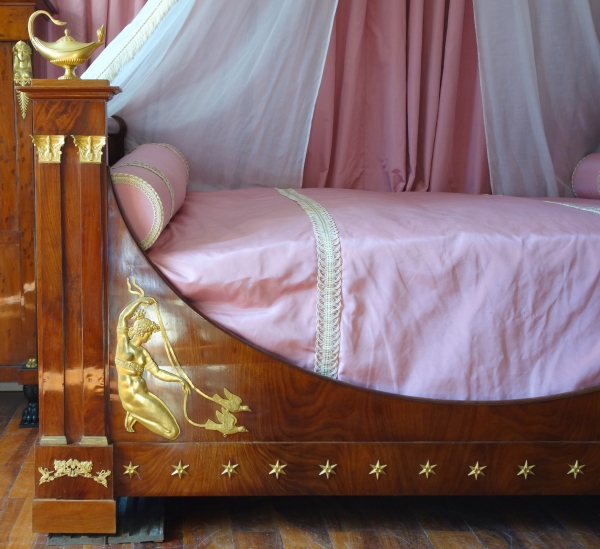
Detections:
21,79,120,534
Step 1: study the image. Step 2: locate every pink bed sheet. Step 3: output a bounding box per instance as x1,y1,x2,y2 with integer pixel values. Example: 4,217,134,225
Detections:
148,188,600,401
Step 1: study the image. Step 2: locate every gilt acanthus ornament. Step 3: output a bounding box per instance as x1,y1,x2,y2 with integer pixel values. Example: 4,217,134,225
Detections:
38,459,111,487
31,135,66,164
72,135,107,164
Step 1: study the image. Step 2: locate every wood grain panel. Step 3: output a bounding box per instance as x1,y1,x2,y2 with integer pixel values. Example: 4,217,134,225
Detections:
35,161,65,439
62,135,85,443
80,163,108,439
0,7,31,42
5,402,600,546
0,43,17,231
16,365,37,385
114,442,600,497
0,365,19,381
35,444,113,500
0,243,22,365
26,82,118,448
0,6,39,376
32,499,116,534
105,185,600,450
15,69,37,365
0,40,36,376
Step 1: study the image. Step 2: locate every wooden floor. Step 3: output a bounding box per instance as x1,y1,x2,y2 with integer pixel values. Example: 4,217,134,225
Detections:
3,395,600,548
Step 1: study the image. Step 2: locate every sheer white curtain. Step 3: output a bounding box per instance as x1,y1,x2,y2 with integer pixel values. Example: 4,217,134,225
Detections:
85,0,338,191
474,0,600,197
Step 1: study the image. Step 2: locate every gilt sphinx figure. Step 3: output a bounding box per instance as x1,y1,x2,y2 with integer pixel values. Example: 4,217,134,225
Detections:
13,40,32,119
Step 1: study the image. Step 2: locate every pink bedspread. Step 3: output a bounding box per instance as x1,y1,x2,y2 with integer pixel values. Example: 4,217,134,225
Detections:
148,189,600,401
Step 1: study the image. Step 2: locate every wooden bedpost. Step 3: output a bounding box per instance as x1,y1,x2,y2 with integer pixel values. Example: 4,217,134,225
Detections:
19,79,120,534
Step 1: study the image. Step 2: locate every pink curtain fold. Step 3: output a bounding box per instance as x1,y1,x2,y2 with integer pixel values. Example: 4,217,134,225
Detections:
34,0,147,79
303,0,491,194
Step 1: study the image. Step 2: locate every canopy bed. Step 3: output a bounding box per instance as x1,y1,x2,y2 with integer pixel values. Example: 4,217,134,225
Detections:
6,0,600,536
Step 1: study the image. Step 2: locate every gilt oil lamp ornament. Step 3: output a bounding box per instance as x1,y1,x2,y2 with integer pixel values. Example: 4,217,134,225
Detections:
28,10,105,80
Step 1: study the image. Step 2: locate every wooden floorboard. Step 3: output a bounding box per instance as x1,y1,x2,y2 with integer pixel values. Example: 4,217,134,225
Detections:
3,394,600,548
0,392,23,435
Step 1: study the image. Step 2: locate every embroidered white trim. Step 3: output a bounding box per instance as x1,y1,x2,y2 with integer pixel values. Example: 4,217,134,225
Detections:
277,189,342,378
545,201,600,215
116,161,175,219
112,173,164,250
92,0,180,82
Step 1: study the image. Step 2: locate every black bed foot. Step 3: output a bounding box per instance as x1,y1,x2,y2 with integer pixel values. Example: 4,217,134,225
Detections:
47,498,165,546
19,384,38,428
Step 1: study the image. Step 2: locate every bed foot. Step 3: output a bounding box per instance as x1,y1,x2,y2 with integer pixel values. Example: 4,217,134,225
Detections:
45,497,165,545
32,499,117,534
19,384,38,428
108,497,165,544
17,359,38,428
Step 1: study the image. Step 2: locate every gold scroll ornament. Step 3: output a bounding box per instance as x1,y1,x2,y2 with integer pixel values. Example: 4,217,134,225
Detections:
13,41,32,119
28,10,105,80
115,278,251,441
38,459,111,488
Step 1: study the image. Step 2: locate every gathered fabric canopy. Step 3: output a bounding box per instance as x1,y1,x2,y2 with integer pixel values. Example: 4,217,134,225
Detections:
474,0,600,197
85,0,338,191
81,0,600,197
303,0,490,194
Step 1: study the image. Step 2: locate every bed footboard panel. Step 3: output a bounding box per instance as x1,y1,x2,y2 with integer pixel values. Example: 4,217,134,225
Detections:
113,442,600,497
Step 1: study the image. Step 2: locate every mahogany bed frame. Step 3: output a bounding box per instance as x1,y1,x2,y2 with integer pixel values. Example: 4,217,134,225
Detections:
4,10,600,536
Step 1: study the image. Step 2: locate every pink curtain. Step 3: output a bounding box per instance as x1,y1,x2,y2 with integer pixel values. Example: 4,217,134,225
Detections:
303,0,491,194
34,0,147,79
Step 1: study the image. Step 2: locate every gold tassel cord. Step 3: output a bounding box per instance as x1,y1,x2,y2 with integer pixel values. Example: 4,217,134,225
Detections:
152,302,214,403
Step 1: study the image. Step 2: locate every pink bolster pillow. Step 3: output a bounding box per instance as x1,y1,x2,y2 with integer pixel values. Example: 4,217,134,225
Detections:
572,153,600,199
111,143,189,250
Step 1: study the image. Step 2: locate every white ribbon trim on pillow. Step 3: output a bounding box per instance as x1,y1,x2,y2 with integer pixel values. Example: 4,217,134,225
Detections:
277,188,342,379
112,173,164,250
91,0,180,82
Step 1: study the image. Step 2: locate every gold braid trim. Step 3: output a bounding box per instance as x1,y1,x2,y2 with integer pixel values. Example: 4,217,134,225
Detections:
154,143,189,179
116,161,175,218
111,173,164,250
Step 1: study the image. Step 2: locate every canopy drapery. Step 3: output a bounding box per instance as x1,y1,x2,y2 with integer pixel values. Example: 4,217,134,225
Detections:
85,0,338,192
303,0,490,194
474,0,600,197
78,0,600,197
